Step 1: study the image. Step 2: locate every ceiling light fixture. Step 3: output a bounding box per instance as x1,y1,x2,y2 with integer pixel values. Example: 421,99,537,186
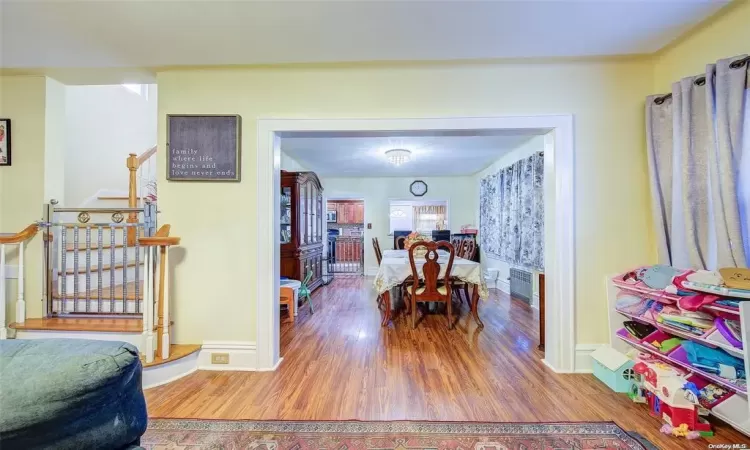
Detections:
385,148,412,166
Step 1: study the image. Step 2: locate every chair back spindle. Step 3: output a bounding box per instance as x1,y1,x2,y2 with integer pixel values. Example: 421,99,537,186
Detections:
461,238,477,261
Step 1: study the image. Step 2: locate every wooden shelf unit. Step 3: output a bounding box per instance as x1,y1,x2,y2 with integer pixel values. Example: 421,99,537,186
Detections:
280,171,325,292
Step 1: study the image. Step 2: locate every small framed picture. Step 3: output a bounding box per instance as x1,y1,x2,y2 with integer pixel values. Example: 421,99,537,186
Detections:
0,119,10,166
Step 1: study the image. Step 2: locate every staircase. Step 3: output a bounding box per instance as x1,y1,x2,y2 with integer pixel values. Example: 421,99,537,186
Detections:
0,147,200,388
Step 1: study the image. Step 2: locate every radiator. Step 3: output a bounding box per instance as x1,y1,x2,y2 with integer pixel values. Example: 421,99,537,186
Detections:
509,268,532,304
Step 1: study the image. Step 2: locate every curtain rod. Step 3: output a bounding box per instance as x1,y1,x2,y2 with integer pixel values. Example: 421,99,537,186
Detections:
653,55,749,105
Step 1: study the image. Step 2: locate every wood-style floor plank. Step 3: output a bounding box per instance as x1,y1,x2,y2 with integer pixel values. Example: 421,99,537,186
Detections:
145,276,750,449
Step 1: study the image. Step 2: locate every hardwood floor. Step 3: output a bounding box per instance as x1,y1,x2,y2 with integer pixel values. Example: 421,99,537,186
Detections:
145,276,749,449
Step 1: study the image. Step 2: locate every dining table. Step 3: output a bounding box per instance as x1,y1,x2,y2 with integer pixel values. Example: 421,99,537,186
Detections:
373,249,489,327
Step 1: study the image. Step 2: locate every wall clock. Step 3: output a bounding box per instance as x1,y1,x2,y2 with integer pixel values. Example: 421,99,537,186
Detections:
410,180,428,197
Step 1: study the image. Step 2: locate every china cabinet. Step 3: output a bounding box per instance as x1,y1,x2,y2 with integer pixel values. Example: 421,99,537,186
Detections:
280,171,324,292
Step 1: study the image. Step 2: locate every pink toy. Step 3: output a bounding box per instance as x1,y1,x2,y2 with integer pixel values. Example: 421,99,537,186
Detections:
633,360,713,437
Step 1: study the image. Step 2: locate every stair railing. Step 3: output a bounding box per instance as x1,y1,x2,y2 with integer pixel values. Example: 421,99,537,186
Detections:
0,224,40,338
42,200,157,317
127,146,157,245
140,225,180,362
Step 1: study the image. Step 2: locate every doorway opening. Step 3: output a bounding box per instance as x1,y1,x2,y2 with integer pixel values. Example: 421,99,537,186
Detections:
257,116,575,373
326,199,365,276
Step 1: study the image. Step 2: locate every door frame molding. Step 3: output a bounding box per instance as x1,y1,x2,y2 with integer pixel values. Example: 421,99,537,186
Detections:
256,115,576,372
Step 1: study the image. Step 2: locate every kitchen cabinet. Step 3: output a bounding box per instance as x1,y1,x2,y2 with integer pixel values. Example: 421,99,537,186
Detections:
332,201,364,224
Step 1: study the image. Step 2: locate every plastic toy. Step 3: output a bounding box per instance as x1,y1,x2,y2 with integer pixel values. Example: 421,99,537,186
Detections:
633,360,713,437
660,424,700,439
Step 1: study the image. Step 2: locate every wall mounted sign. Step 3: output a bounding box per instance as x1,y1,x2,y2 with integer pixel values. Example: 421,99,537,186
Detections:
0,118,11,166
167,114,241,181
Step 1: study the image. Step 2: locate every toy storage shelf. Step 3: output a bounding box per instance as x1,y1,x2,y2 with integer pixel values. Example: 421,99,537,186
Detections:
615,308,744,359
607,277,750,437
614,329,746,395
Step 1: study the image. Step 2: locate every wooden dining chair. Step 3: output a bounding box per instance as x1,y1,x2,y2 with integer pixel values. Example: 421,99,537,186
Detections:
372,238,384,308
280,286,295,323
461,238,477,261
405,240,456,329
452,238,477,304
373,237,383,264
451,237,463,255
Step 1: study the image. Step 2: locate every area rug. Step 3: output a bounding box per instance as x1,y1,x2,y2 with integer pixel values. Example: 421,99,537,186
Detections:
142,419,652,449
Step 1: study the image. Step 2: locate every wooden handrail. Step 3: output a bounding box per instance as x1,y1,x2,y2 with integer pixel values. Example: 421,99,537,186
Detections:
0,224,39,244
137,145,157,167
139,225,181,247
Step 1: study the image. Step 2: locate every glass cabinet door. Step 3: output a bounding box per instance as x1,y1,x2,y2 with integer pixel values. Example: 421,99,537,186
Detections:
280,186,292,244
316,193,323,243
302,182,309,245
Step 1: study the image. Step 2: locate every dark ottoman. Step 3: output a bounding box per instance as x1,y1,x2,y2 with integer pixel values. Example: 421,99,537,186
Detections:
0,339,147,449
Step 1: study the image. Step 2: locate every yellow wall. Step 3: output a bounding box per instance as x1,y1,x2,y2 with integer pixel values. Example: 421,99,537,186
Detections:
158,59,655,345
0,76,52,321
653,0,750,92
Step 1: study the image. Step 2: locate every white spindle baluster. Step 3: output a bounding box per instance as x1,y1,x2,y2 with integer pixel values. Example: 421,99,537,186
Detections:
0,244,6,339
161,246,170,360
16,242,25,324
143,246,154,363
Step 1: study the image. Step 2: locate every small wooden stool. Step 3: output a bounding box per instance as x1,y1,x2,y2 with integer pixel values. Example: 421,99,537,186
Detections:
280,286,295,323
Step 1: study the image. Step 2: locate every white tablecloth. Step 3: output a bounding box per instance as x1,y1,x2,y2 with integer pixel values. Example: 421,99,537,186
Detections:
373,250,489,299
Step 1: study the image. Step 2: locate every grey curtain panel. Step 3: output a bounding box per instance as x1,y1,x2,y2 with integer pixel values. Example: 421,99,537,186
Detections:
479,152,544,270
646,55,749,269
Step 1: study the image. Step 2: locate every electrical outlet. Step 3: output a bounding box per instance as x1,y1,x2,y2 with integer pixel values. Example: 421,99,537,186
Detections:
211,353,230,364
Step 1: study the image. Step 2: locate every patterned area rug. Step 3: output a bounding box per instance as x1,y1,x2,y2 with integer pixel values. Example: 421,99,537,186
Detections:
142,419,651,449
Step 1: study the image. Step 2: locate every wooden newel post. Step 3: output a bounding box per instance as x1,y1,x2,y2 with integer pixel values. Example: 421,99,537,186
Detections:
127,153,139,245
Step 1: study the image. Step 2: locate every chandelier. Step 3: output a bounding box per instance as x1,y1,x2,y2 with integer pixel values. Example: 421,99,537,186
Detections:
385,148,412,166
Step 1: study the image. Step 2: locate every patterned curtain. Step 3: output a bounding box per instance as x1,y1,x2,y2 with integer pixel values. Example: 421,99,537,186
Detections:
412,205,447,233
479,152,544,270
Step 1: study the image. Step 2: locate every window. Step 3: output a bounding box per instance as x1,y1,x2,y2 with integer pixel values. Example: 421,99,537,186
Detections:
389,201,448,234
412,205,447,234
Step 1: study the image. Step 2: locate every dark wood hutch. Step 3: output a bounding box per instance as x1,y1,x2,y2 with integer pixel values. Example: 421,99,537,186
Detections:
280,171,324,292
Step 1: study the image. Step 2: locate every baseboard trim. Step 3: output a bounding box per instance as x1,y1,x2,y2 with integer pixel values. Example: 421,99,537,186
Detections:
496,279,510,294
541,358,562,373
143,352,200,389
198,340,258,371
575,344,607,373
257,356,284,372
14,329,142,349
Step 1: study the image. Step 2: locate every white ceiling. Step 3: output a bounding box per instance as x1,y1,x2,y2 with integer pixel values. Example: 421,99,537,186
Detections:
0,0,729,75
280,130,542,177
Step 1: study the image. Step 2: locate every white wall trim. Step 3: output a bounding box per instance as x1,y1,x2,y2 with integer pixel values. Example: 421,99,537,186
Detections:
257,115,576,373
14,330,143,349
574,344,607,373
364,266,379,277
198,340,259,371
143,352,200,389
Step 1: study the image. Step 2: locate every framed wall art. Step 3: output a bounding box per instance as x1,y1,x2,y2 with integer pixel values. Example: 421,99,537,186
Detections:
0,118,11,166
166,114,241,181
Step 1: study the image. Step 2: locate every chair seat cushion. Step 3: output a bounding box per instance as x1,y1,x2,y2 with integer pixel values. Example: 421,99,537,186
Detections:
0,339,147,450
406,284,448,295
